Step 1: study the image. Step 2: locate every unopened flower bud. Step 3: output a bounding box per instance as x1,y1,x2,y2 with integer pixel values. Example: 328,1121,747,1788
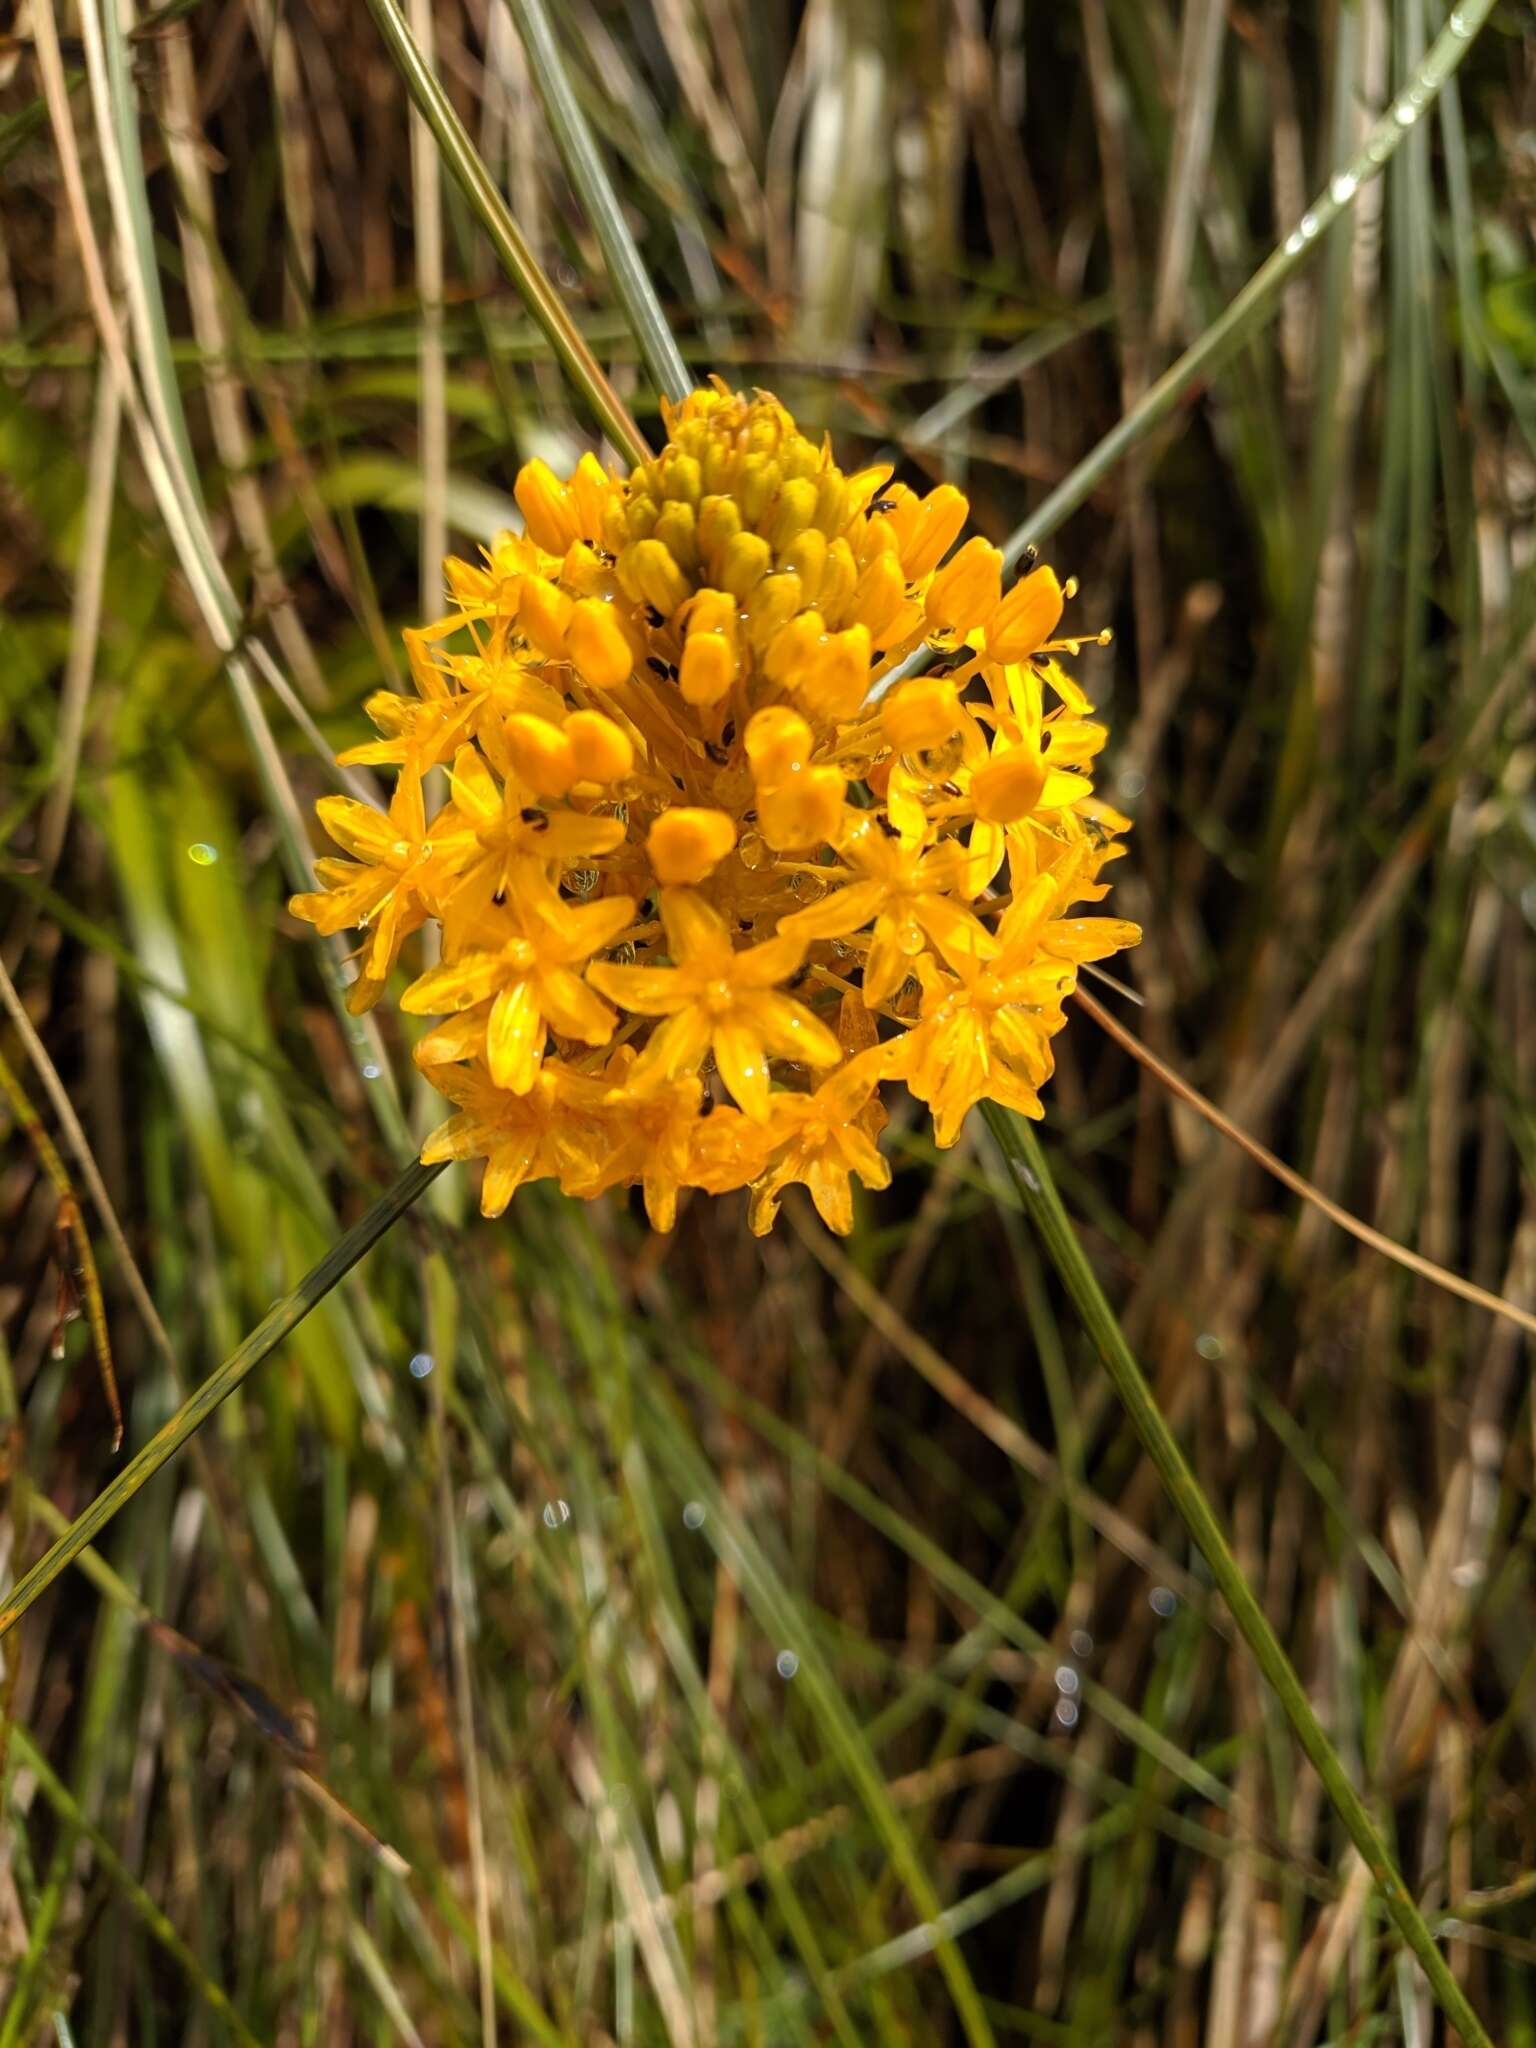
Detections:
504,713,577,797
988,565,1065,663
647,807,737,884
515,459,581,555
564,710,634,784
567,599,635,690
881,675,963,754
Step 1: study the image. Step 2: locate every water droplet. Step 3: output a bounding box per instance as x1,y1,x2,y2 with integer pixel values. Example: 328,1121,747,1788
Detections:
775,1649,800,1680
1116,767,1146,801
542,1499,571,1529
1449,7,1473,35
408,1351,434,1379
187,842,218,866
1016,1164,1040,1194
1070,1629,1094,1658
361,1062,382,1081
1195,1332,1224,1360
1392,97,1417,127
1298,210,1320,241
1055,1697,1079,1729
1329,169,1359,205
1150,1585,1178,1617
682,1500,706,1530
1054,1664,1080,1697
391,840,410,859
1451,1558,1485,1588
1284,230,1306,258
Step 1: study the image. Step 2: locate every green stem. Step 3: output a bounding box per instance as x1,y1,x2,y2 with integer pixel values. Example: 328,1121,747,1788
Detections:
0,1161,445,1641
981,1105,1493,2048
1001,0,1494,565
504,0,691,407
362,0,648,465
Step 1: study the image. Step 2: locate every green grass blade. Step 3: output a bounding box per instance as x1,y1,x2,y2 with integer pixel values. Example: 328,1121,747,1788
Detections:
504,0,691,406
362,0,649,463
981,1104,1494,2048
1001,0,1496,564
0,1162,444,1642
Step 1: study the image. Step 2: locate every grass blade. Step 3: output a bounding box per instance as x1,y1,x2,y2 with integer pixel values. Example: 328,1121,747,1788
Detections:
0,1162,444,1641
362,0,649,463
981,1104,1495,2048
504,0,691,406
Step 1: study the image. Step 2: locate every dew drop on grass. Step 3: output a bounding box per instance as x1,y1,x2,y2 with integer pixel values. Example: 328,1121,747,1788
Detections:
1150,1586,1178,1617
1195,1332,1224,1360
775,1649,800,1680
1055,1697,1079,1729
1070,1629,1094,1658
361,1063,382,1081
1329,170,1359,205
187,842,218,865
682,1500,706,1530
543,1499,571,1530
408,1351,434,1379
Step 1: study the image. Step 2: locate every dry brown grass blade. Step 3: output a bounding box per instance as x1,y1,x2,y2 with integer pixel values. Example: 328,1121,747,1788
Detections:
1076,985,1536,1341
0,1045,121,1452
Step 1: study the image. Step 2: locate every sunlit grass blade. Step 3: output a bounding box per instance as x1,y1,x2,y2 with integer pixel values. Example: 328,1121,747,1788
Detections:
0,1162,444,1641
1002,0,1496,564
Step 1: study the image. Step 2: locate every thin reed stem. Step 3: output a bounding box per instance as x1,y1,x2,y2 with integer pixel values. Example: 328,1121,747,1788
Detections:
363,0,649,463
505,0,691,406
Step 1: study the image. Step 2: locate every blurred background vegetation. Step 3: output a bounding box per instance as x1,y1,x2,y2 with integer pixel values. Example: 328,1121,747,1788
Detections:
2,0,1535,2039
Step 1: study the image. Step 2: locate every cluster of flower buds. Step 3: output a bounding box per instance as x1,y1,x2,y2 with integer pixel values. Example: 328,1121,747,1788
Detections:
292,383,1138,1233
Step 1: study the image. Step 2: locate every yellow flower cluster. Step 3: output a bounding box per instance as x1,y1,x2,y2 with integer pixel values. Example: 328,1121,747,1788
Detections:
291,384,1139,1235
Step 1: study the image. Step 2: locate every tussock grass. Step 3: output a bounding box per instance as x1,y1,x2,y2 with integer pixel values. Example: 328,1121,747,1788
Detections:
2,0,1534,2040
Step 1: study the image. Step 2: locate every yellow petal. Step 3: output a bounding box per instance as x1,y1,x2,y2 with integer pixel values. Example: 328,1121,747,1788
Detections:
486,979,545,1093
314,795,398,863
504,714,577,798
401,951,508,1015
713,1020,773,1121
880,675,962,753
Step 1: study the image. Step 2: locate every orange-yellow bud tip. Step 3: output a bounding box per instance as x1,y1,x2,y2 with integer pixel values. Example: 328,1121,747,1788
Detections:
646,808,738,885
504,712,577,798
567,598,634,690
880,675,963,754
564,710,634,785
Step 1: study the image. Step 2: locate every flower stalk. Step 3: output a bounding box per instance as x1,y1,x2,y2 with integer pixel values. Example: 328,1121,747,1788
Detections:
982,1103,1494,2048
